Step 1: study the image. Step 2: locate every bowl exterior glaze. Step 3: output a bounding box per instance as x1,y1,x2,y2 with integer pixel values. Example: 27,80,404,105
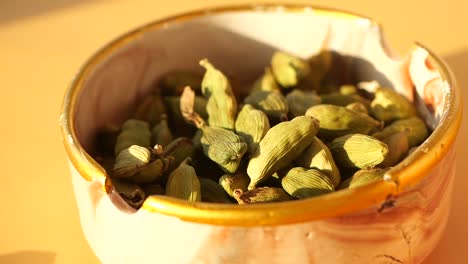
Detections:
61,4,462,264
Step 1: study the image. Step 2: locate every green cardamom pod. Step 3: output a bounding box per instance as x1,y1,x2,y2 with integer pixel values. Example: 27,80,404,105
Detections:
158,70,203,96
113,145,151,178
286,89,322,117
164,95,207,136
219,170,250,197
339,168,389,189
320,93,371,109
151,114,173,147
132,157,172,183
296,50,332,91
162,137,195,173
346,102,369,115
233,187,293,204
295,137,341,187
372,117,428,147
370,87,417,122
235,104,270,154
106,177,146,209
200,59,237,130
114,119,151,156
379,132,409,168
271,51,311,88
244,90,289,122
251,67,281,93
247,115,320,189
305,104,382,140
281,167,335,199
165,158,201,202
133,94,167,126
199,178,231,203
200,126,247,173
329,134,389,169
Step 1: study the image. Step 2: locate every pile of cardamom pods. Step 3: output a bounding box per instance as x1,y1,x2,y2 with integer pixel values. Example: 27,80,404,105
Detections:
95,51,429,208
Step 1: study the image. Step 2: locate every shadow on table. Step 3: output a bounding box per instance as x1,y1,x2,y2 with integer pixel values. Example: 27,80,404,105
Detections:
0,0,105,24
424,48,468,264
0,251,56,264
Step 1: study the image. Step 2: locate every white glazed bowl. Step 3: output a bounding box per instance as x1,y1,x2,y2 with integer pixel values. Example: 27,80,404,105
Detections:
60,4,462,264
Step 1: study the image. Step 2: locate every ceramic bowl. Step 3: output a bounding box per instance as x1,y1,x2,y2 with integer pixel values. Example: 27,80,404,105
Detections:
60,4,462,264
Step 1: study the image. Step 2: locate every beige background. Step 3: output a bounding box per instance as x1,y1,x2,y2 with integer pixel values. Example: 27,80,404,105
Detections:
0,0,466,263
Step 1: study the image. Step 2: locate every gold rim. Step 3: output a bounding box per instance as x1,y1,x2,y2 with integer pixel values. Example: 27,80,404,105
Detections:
60,3,462,226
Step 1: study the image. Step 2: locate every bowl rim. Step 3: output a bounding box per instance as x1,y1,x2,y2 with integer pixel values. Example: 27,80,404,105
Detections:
60,3,462,226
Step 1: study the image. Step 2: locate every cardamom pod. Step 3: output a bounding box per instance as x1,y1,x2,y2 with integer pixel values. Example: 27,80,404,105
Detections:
151,114,173,147
286,89,322,117
233,187,293,204
244,90,289,122
219,170,250,197
320,93,371,109
339,168,389,189
113,145,151,178
281,167,335,199
199,178,231,203
247,115,320,189
271,51,311,88
162,137,195,173
164,95,207,136
379,132,409,168
372,117,428,147
165,158,201,202
106,178,146,209
295,137,341,187
329,134,389,169
200,59,237,130
133,94,167,126
132,157,172,183
296,50,332,91
200,126,247,173
346,102,369,115
158,70,203,96
305,104,382,140
235,104,270,154
370,87,417,122
251,67,281,93
114,119,151,156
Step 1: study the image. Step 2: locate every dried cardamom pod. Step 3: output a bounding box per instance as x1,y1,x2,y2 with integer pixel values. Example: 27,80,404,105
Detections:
113,145,152,178
165,158,201,202
243,90,289,122
305,104,382,140
180,86,247,173
219,170,250,197
251,67,281,93
158,70,203,96
114,119,151,156
339,84,358,95
295,137,341,187
286,89,322,117
235,104,270,154
106,178,146,209
297,50,333,91
233,187,293,204
320,93,371,109
199,59,237,130
199,178,231,203
281,167,334,199
379,132,409,168
247,115,320,189
346,102,369,115
329,134,389,169
372,117,428,147
370,87,417,122
162,137,195,173
271,51,311,88
164,95,207,136
133,94,167,126
339,168,389,189
132,157,172,183
151,114,173,147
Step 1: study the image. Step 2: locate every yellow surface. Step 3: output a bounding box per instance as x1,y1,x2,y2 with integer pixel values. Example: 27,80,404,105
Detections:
0,0,466,263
